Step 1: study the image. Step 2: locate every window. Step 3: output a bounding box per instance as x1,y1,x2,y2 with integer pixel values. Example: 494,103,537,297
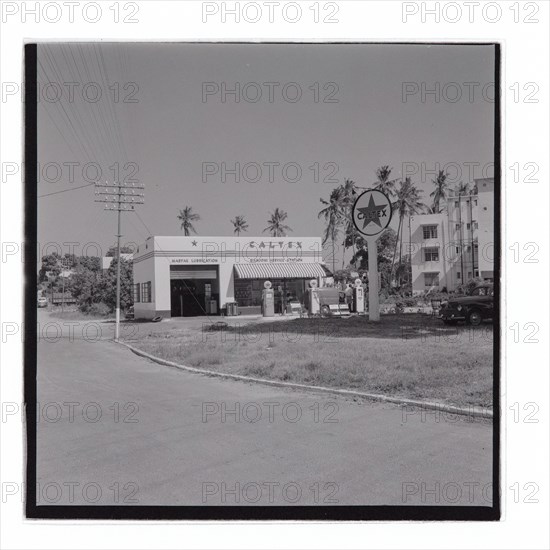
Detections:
132,283,141,303
473,221,478,229
423,225,438,239
424,247,439,262
455,223,460,230
457,272,461,279
466,223,471,230
454,201,459,207
235,278,307,307
475,270,479,277
424,272,439,287
141,281,151,303
455,246,460,253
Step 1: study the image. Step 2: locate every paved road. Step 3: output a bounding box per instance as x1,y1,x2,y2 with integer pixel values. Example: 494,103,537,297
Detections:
36,311,493,506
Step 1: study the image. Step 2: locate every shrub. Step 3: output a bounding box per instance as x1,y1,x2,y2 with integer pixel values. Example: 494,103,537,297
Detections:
455,277,483,296
415,289,450,303
87,302,111,316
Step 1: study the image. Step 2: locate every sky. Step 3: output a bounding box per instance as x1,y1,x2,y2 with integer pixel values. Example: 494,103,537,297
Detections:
37,42,495,260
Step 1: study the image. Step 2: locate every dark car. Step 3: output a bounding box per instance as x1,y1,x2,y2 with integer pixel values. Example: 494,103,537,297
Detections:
439,284,494,326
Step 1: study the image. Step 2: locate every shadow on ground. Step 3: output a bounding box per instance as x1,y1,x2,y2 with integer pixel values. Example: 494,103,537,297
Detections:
220,314,494,340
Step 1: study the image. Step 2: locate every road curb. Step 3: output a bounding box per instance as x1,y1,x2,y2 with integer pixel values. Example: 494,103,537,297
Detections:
116,340,493,420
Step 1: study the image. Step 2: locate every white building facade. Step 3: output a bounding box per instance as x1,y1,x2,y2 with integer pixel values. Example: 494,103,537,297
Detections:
409,177,494,294
133,236,326,319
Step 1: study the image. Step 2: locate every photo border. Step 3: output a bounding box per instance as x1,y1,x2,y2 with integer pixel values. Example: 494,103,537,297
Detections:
24,41,501,522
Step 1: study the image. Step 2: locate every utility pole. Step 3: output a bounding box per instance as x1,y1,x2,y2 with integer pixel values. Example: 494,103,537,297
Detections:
469,193,476,276
95,181,145,341
61,257,67,314
458,194,464,284
115,205,122,338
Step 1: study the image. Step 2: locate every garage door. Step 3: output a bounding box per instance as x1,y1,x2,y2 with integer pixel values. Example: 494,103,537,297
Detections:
170,266,217,279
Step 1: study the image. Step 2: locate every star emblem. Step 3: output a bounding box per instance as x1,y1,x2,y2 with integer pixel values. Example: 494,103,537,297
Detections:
357,195,388,229
191,240,198,246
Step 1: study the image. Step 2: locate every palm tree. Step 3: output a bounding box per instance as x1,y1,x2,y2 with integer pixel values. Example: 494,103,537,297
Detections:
391,178,425,285
454,181,471,282
318,187,344,274
430,170,449,213
231,215,249,236
424,205,439,214
373,165,398,198
339,178,358,269
456,181,470,196
177,206,200,236
263,207,292,237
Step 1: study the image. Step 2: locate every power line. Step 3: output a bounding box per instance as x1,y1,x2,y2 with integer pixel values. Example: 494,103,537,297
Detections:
38,182,95,198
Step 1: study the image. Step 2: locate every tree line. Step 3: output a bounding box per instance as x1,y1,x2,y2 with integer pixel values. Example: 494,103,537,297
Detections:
177,206,292,238
38,250,134,314
39,166,474,313
176,166,476,292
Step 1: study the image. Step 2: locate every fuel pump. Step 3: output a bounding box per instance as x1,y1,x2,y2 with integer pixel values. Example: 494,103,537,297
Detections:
262,280,275,317
307,279,320,315
353,278,365,313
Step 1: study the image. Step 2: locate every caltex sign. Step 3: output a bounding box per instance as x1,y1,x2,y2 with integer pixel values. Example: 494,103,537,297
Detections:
351,189,392,322
352,189,392,237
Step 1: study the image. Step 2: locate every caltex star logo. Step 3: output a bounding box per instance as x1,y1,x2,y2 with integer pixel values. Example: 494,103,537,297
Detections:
357,195,388,229
352,190,392,237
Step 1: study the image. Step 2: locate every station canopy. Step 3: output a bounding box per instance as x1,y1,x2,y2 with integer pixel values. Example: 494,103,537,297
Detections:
234,263,326,279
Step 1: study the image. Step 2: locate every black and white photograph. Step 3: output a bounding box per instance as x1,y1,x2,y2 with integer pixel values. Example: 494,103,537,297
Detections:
1,1,549,548
26,41,499,520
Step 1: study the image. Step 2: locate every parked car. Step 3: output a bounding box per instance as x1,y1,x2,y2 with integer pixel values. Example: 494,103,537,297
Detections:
316,288,350,317
439,284,494,326
37,296,48,308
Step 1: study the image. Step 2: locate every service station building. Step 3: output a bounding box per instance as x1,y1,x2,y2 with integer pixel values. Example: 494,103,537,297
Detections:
133,236,327,319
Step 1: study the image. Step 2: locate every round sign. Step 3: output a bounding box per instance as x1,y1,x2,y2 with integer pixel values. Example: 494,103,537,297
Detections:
354,278,362,287
352,189,392,237
264,280,272,289
309,279,318,288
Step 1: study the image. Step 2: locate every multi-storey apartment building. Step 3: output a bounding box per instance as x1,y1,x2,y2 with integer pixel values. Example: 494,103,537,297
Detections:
409,177,494,294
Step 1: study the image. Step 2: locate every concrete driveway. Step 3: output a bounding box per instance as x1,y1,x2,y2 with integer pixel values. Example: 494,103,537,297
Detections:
35,311,493,506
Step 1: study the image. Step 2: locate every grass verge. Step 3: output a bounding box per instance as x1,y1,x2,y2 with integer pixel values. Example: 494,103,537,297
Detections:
125,314,493,408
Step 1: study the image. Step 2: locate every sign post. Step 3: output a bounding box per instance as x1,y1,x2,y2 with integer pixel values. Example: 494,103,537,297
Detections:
352,189,393,322
367,238,379,321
